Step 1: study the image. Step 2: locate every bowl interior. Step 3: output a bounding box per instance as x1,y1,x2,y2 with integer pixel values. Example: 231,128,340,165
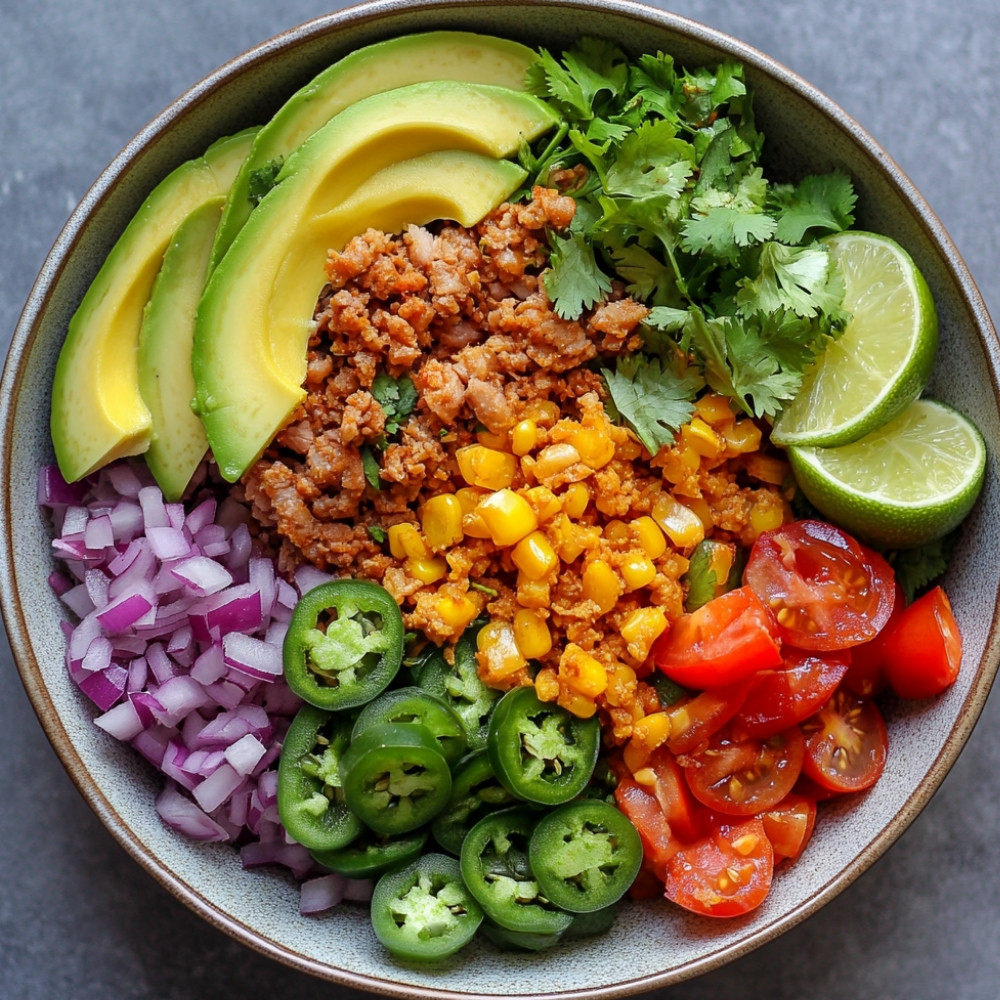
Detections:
3,0,1000,996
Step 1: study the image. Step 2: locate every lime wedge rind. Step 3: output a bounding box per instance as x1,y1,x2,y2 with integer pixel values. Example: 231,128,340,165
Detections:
788,398,986,550
771,231,938,449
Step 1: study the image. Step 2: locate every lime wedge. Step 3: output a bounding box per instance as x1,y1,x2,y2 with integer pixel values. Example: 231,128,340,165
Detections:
788,398,986,549
771,231,938,447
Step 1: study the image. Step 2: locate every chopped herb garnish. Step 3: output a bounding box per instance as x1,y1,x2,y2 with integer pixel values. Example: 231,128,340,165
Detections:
247,157,284,206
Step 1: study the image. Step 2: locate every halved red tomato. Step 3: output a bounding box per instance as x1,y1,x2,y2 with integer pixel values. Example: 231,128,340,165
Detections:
759,793,818,862
664,816,774,917
744,520,896,651
731,648,850,738
662,679,752,755
881,586,962,700
636,746,703,843
614,777,682,881
843,581,906,698
801,688,888,793
678,726,805,816
652,586,782,689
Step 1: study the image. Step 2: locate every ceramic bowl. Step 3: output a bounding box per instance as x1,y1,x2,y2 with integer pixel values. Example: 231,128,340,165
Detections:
3,0,999,995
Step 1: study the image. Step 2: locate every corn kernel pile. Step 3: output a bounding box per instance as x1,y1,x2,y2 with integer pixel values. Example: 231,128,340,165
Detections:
383,389,792,746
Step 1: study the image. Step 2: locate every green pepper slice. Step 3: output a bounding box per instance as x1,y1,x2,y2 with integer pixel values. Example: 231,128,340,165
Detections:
277,704,364,852
416,622,500,750
479,919,565,952
431,749,519,856
341,722,452,835
370,853,483,962
283,580,404,710
459,806,574,936
528,799,642,912
487,686,600,806
351,686,467,767
311,827,428,879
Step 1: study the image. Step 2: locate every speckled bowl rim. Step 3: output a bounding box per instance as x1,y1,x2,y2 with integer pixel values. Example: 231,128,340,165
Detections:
3,0,1000,996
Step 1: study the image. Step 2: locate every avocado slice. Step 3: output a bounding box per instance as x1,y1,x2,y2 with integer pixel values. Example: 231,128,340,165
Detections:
50,127,257,483
137,197,224,501
210,31,537,269
193,148,530,482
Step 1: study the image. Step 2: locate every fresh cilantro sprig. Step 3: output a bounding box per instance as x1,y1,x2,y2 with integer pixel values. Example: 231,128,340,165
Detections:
362,373,419,489
522,39,858,433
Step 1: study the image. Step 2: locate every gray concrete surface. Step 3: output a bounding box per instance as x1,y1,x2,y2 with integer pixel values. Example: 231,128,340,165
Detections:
3,1,999,998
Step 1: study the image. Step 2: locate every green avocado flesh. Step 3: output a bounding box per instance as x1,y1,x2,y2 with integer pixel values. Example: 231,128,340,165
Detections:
137,197,223,501
50,128,257,483
194,81,555,482
210,30,537,269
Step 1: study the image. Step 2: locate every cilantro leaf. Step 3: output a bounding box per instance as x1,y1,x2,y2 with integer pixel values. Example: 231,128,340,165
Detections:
735,241,844,319
685,307,819,419
770,171,857,244
372,373,418,436
601,353,703,455
543,230,614,319
360,445,382,491
887,532,958,604
604,120,695,200
683,542,720,612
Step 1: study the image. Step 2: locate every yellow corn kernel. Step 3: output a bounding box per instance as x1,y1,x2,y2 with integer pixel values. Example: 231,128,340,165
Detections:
604,662,638,709
532,442,582,481
534,666,560,702
511,530,558,581
582,559,622,615
615,431,643,461
523,399,560,427
749,494,788,536
516,573,551,609
406,556,448,584
476,428,509,450
421,494,464,551
621,551,657,592
630,516,667,560
623,739,651,774
561,482,590,519
694,392,735,426
558,688,599,719
701,540,736,597
551,514,600,563
523,485,562,524
723,419,763,454
477,488,538,546
681,417,723,459
744,453,791,486
455,486,488,515
510,419,539,457
476,620,527,681
512,608,553,659
620,606,668,662
456,444,517,490
567,425,615,470
387,522,431,561
437,591,481,631
603,519,631,544
461,509,492,539
559,643,608,698
630,711,671,755
651,493,705,549
685,496,714,531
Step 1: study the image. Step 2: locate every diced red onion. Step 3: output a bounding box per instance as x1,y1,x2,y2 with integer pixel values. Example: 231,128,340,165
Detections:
193,762,245,814
300,873,346,915
93,698,146,741
78,661,127,711
223,632,283,681
156,784,230,842
224,733,267,775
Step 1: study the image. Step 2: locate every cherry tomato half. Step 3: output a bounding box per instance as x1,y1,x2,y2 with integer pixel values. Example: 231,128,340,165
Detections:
635,747,703,843
614,777,681,881
652,586,782,689
759,793,817,862
731,648,850,738
842,581,905,698
661,679,753,756
664,816,774,917
678,726,805,816
881,586,963,700
744,520,896,651
801,689,888,793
